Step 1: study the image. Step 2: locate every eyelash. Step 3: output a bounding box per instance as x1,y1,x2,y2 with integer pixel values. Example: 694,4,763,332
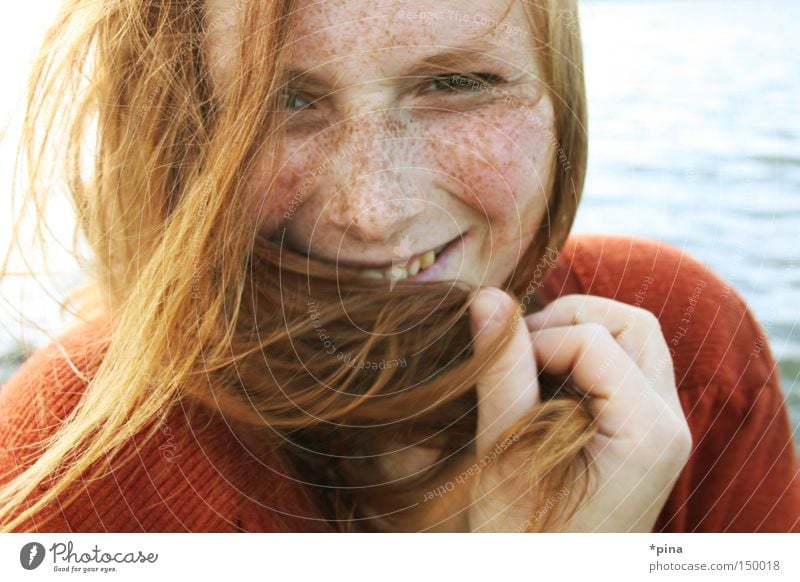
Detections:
281,72,505,111
423,72,505,94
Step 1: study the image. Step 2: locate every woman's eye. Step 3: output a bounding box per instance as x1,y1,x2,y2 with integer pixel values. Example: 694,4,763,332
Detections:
281,91,312,111
424,72,504,94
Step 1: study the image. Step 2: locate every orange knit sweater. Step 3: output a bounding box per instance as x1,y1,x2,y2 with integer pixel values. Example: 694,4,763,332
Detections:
2,234,798,532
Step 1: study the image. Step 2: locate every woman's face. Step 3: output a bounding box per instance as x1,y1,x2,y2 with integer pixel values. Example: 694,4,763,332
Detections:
207,0,556,288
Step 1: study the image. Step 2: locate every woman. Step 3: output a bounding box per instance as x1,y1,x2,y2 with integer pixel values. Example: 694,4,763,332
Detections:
1,0,797,532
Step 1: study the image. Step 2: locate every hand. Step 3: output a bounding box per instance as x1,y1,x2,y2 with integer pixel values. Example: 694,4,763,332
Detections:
466,287,692,532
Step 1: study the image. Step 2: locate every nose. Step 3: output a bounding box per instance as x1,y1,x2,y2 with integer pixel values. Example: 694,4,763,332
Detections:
322,108,426,243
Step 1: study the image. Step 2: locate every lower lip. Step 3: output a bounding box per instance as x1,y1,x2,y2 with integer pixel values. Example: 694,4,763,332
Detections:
407,232,468,282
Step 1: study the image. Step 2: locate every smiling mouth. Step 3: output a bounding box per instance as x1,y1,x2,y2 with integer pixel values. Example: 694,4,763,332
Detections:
357,242,447,282
273,231,466,283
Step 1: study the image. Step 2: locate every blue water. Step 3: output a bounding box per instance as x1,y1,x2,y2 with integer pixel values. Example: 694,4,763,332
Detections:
573,0,800,445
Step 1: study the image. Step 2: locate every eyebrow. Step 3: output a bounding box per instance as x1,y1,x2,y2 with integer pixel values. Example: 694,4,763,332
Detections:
284,38,510,89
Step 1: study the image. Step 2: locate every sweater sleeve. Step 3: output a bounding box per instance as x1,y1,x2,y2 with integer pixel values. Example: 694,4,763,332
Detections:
0,316,317,532
694,374,800,531
565,233,800,532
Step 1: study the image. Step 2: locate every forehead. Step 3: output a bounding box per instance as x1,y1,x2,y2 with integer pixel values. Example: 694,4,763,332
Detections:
288,0,527,43
299,0,534,67
206,0,537,80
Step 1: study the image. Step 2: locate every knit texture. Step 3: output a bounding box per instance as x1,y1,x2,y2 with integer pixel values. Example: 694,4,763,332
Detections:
2,233,798,532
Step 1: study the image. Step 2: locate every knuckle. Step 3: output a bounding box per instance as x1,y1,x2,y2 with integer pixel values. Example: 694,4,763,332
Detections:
615,302,661,331
640,309,664,332
629,309,669,347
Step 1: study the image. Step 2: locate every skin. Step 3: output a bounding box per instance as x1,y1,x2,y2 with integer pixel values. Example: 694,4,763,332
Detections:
205,0,692,532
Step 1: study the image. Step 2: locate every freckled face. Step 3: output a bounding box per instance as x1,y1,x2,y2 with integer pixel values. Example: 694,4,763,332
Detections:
206,0,556,287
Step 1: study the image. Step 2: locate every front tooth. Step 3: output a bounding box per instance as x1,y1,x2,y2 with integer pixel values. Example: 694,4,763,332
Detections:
388,266,408,280
361,269,384,280
420,250,435,269
407,258,420,276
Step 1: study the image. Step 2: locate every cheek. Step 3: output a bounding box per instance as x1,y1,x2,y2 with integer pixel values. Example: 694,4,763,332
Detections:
421,101,554,223
248,141,324,236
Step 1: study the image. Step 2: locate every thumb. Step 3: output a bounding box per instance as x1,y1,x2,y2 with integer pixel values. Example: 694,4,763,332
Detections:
469,287,540,459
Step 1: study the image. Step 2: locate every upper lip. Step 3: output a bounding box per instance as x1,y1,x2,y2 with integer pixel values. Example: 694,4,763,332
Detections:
283,233,464,269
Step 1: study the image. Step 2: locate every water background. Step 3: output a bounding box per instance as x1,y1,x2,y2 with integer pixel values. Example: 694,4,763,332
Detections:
574,0,800,444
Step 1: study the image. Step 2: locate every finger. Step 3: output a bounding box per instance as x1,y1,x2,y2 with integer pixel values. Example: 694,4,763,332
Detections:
529,323,655,436
469,287,540,459
525,294,674,398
